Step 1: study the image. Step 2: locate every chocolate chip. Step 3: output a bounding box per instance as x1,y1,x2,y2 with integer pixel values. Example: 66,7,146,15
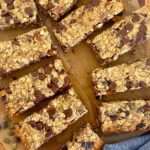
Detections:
46,3,53,10
124,111,130,117
5,15,12,23
47,106,56,116
64,108,72,119
138,0,145,7
136,31,146,42
11,38,19,45
64,76,70,86
1,96,8,104
29,121,36,128
55,22,67,33
25,7,33,17
70,19,76,24
136,81,147,88
81,141,94,149
31,70,39,77
7,3,14,10
0,68,6,77
39,73,46,80
44,66,52,74
139,22,147,33
48,84,59,93
34,90,45,102
108,82,117,93
36,122,44,130
5,0,14,5
121,37,130,45
132,13,140,23
119,28,128,37
146,58,150,66
51,78,58,84
91,0,100,6
45,127,53,139
136,122,145,129
126,81,133,89
138,104,150,112
5,87,12,94
109,115,118,121
1,11,10,17
125,23,134,31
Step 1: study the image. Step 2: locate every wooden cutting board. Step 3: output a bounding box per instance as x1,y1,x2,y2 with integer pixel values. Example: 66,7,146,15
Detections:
0,0,150,149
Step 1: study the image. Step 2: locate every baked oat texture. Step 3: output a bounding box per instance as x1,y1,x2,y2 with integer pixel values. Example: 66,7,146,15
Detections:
0,0,38,30
90,6,150,63
54,0,123,52
16,88,88,150
99,100,150,134
2,58,70,117
0,26,57,79
63,124,104,150
92,59,150,99
37,0,77,20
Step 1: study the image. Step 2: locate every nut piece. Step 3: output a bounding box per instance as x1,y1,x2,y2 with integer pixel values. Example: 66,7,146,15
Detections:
54,0,123,52
92,59,150,99
89,6,150,64
99,100,150,134
16,88,88,150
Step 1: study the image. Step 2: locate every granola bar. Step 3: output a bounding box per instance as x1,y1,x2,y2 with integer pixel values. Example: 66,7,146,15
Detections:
54,0,123,52
0,26,57,79
92,59,150,99
99,100,150,134
15,88,88,150
0,0,38,30
36,0,77,20
62,124,104,150
89,6,150,63
1,58,70,117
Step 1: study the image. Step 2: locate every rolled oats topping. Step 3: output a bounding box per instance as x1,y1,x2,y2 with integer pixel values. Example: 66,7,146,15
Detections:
92,59,150,99
0,0,38,30
99,100,150,134
36,0,78,20
89,6,150,64
0,26,57,79
62,124,104,150
2,58,70,117
54,0,123,52
15,88,88,150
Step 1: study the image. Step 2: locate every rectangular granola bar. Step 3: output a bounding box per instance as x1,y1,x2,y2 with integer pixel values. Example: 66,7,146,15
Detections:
54,0,123,52
15,88,88,150
0,0,38,30
92,59,150,99
36,0,78,20
1,58,70,117
99,100,150,134
0,26,57,79
89,6,150,64
61,124,104,150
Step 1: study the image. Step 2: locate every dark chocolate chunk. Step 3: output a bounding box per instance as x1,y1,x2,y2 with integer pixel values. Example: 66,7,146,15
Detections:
36,122,44,130
64,76,70,86
136,81,147,88
44,66,52,74
31,70,39,77
51,78,58,84
48,83,59,93
108,81,117,92
81,141,94,149
124,111,130,117
47,106,56,116
126,81,133,89
109,115,118,121
55,22,67,33
70,19,76,24
132,13,140,23
125,23,134,31
1,96,8,104
34,90,46,102
118,28,128,37
136,122,145,129
11,38,19,45
64,108,72,119
7,3,14,10
5,87,12,94
28,121,36,128
45,127,53,139
25,7,33,17
39,73,46,80
138,104,150,112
